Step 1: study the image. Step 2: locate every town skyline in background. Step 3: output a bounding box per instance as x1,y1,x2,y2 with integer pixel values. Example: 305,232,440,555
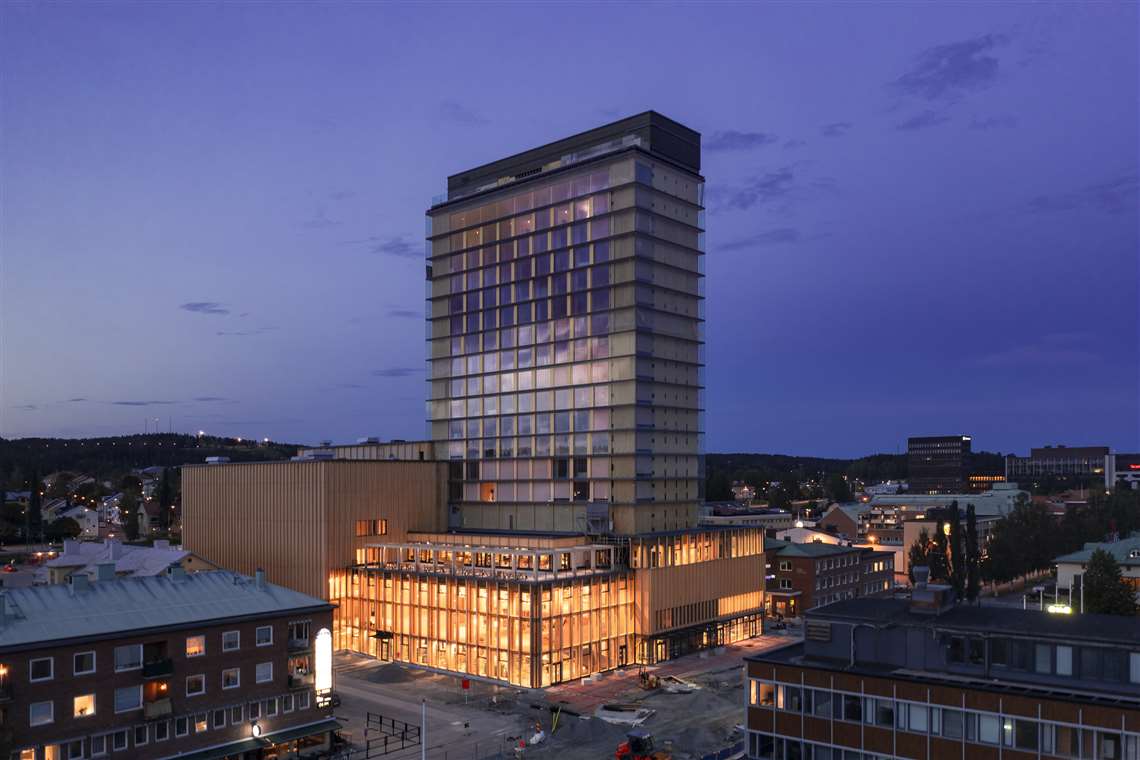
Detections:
2,2,1137,457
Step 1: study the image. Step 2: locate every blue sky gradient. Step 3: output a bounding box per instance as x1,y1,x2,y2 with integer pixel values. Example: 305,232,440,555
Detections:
2,2,1136,457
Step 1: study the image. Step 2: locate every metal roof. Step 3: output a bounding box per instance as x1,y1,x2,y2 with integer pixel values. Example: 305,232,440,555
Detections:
0,571,331,650
1055,533,1140,567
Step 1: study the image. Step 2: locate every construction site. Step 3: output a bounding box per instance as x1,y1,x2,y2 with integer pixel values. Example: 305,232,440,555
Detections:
332,634,794,760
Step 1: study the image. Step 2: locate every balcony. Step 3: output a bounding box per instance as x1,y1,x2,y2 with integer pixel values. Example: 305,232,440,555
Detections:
289,673,314,688
142,658,173,679
287,638,311,653
144,698,172,718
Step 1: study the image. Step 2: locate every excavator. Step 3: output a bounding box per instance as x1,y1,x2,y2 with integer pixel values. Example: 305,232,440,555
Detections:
615,729,671,760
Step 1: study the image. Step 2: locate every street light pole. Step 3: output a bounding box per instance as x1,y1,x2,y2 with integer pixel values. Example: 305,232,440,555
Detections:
421,698,426,760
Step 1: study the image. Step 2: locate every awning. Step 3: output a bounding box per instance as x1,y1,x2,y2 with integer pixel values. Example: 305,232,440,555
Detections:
263,718,342,745
162,737,264,760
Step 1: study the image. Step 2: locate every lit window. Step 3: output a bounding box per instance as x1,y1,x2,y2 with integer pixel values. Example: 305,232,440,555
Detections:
194,713,208,733
186,635,206,658
222,667,240,689
73,694,96,718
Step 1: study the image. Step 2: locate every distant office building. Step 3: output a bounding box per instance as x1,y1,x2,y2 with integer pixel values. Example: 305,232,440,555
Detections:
745,580,1140,760
0,569,336,760
1006,444,1113,488
700,503,795,532
966,472,1006,493
765,542,893,618
907,435,971,494
1111,453,1140,490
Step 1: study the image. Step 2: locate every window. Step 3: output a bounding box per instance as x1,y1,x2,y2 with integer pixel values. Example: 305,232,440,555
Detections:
185,635,206,657
73,651,96,675
1004,719,1039,751
186,674,206,696
114,644,142,672
354,519,388,537
265,697,278,716
813,690,831,718
29,700,54,726
282,693,294,712
223,630,241,651
1057,645,1073,676
212,708,226,729
29,657,53,682
111,731,128,751
779,579,793,590
256,625,273,646
750,680,775,706
73,693,95,718
1131,652,1140,684
256,661,273,683
230,705,244,724
91,735,107,756
871,699,894,727
175,716,189,737
779,560,792,571
777,685,802,711
195,713,208,732
114,685,141,713
248,701,261,719
842,694,862,722
978,714,1000,744
297,690,310,709
134,725,148,747
1035,643,1052,673
991,638,1008,667
222,666,240,689
154,721,169,742
908,704,928,733
948,636,965,663
65,740,83,760
942,709,964,739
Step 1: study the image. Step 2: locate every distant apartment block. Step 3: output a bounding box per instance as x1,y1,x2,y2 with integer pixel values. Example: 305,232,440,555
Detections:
1055,532,1140,597
746,575,1140,760
764,541,893,619
0,569,335,760
907,435,971,494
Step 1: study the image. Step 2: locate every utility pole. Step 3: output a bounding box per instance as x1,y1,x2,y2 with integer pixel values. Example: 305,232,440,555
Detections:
420,699,426,760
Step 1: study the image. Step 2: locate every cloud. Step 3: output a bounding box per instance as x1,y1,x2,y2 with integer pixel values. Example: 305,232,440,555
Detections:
782,139,807,150
371,367,422,378
180,302,229,316
892,34,1008,101
971,332,1101,367
65,397,87,403
300,209,340,229
11,404,38,411
216,327,278,337
373,237,420,258
1029,173,1139,215
439,100,487,125
192,396,228,402
820,122,852,138
895,110,951,131
721,228,800,250
708,167,796,212
970,115,1018,130
705,130,778,152
110,400,177,406
386,308,420,319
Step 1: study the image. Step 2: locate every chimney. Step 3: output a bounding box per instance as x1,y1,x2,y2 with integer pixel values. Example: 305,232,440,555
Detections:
913,565,929,589
255,568,267,590
105,538,123,560
96,563,116,582
68,573,91,595
63,539,79,556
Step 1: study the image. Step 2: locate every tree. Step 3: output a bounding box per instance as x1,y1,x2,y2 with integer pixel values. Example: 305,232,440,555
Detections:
824,473,853,504
946,502,966,599
26,468,43,544
931,523,950,583
908,529,934,583
157,468,172,532
44,517,81,542
964,504,980,603
705,471,733,501
119,491,140,541
1082,549,1137,615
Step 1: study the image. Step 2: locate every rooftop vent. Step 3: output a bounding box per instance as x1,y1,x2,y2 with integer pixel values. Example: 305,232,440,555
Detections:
358,437,381,444
205,456,230,464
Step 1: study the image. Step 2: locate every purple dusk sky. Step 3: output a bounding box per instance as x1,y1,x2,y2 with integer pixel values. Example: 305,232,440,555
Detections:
1,2,1136,458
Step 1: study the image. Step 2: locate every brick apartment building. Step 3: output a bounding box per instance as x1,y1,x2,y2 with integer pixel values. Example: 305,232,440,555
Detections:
0,567,336,760
745,572,1140,759
765,542,893,619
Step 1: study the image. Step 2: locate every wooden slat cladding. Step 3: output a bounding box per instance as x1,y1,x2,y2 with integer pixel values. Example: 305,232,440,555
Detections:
635,554,763,635
183,461,446,599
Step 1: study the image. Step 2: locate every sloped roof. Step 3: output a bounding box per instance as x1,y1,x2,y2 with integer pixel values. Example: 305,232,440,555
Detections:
45,540,191,577
0,571,331,649
1055,533,1140,567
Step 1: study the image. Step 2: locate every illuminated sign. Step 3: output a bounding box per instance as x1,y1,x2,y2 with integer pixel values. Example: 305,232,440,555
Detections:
315,628,333,695
1046,604,1073,615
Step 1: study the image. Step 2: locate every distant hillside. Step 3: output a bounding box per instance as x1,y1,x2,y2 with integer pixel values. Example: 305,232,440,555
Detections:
1,434,299,488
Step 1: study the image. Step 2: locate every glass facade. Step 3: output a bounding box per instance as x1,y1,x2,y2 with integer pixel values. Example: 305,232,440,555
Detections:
426,151,706,534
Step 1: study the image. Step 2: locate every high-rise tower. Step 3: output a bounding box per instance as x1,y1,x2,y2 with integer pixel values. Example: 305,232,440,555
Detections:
426,112,705,535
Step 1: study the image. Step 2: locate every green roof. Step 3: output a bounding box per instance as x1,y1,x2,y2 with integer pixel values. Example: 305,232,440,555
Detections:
776,542,863,558
1055,533,1140,566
